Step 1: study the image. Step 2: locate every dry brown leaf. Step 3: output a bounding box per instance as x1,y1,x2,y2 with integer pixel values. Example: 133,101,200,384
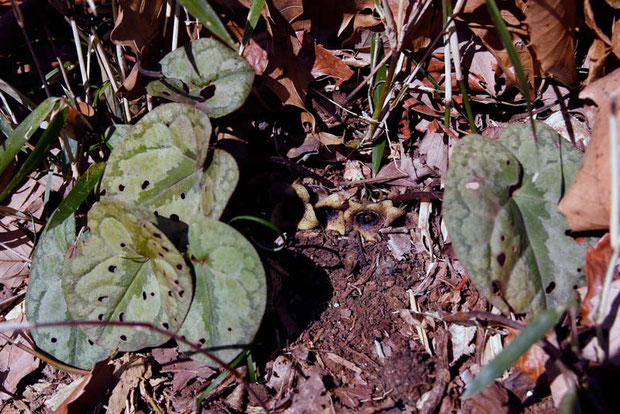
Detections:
258,2,314,109
585,38,613,85
311,42,354,86
0,303,39,400
107,355,148,414
558,68,620,231
466,382,512,414
151,347,215,393
581,234,614,326
506,329,549,383
54,358,115,414
461,1,539,95
582,278,620,367
0,174,63,293
283,370,331,413
525,0,577,86
585,0,613,46
110,0,166,54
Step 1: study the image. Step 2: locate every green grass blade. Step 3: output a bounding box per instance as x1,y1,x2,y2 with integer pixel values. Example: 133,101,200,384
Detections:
485,0,529,102
0,97,62,176
0,113,13,138
370,34,387,176
240,0,266,52
229,215,285,252
459,80,477,133
177,0,236,49
46,162,106,230
462,307,564,399
485,0,535,134
0,78,36,110
0,109,67,204
197,350,248,405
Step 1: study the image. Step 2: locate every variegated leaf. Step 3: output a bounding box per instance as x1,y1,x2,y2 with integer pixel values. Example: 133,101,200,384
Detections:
26,214,109,369
443,122,586,315
61,200,193,351
147,38,254,118
178,216,266,366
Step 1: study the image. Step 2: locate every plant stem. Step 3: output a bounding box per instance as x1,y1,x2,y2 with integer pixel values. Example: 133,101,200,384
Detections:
368,53,398,140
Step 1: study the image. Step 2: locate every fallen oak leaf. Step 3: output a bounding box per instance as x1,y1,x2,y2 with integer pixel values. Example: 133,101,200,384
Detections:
525,0,577,87
110,0,166,54
558,67,620,231
151,347,216,393
310,38,354,86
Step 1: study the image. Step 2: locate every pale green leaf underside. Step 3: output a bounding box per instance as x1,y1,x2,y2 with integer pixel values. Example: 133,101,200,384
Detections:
147,38,255,118
26,214,109,369
178,216,266,367
443,122,585,316
62,200,193,351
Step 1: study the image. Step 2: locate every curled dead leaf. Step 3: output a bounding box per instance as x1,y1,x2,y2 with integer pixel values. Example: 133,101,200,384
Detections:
558,68,620,231
581,234,614,326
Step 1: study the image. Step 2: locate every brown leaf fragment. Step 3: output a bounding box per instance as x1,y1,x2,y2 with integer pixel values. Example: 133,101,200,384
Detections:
581,234,614,326
466,382,513,414
0,305,39,400
54,359,115,414
461,1,539,95
151,347,215,393
311,43,354,86
582,279,620,367
507,330,549,383
284,370,331,413
525,0,577,86
107,355,147,414
558,68,620,231
110,0,166,54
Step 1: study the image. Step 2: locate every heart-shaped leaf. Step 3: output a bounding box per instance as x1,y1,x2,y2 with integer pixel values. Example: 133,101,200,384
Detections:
62,200,193,351
443,122,586,315
100,104,238,224
100,103,210,220
26,214,109,369
147,38,255,118
178,216,266,366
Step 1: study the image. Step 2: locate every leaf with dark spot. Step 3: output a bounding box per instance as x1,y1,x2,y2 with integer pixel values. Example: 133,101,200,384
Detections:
178,216,266,366
62,200,193,352
443,122,587,316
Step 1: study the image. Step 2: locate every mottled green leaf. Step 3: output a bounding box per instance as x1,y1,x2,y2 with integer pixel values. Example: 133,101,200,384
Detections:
0,97,63,176
100,103,211,220
62,200,193,351
100,104,238,226
147,39,255,118
179,216,266,366
462,306,563,399
104,124,131,150
443,122,585,315
26,214,109,369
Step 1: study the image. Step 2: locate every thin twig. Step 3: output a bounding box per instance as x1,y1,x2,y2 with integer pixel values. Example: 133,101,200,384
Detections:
10,0,50,97
1,319,270,413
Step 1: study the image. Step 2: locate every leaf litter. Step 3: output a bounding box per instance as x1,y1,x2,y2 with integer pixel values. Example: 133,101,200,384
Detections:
3,0,620,412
